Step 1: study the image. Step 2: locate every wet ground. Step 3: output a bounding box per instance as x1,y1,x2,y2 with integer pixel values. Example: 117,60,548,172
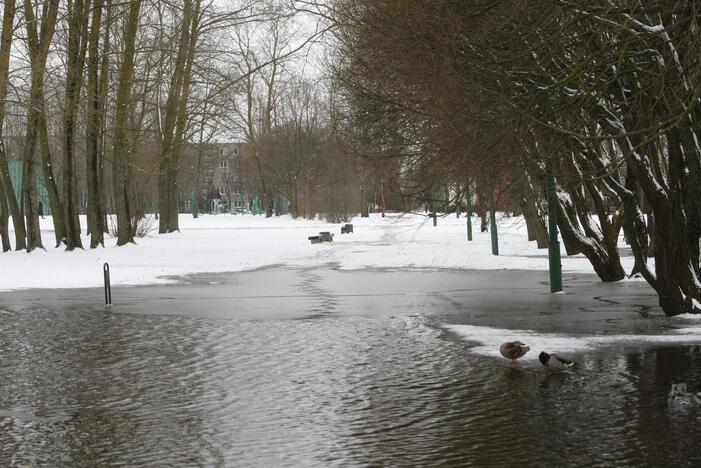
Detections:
1,268,700,466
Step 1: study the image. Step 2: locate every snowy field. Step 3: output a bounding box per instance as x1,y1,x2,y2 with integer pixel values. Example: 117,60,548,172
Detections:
1,212,639,291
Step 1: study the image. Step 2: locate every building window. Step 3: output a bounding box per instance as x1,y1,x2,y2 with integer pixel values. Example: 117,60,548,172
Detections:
220,148,225,156
220,160,228,169
233,147,239,156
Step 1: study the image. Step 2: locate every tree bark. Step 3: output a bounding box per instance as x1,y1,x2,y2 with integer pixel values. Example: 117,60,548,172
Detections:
85,0,108,247
97,0,112,234
166,0,202,230
521,197,548,249
38,109,65,246
61,0,91,250
158,0,196,233
0,168,10,251
556,189,625,282
111,0,142,246
618,131,701,315
0,0,26,250
22,0,60,251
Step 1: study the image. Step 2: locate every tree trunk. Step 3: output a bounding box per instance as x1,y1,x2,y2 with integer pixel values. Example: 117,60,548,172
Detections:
61,0,91,250
85,0,107,248
520,167,549,249
38,110,65,246
97,0,111,234
556,189,625,281
521,197,548,249
21,0,60,252
618,131,701,315
111,0,142,246
0,3,25,250
0,173,10,251
158,0,196,233
476,192,488,232
0,146,23,250
360,179,369,217
523,199,536,241
168,0,202,229
380,179,386,217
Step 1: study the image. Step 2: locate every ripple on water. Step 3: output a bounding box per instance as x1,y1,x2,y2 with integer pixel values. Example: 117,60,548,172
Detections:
0,309,700,466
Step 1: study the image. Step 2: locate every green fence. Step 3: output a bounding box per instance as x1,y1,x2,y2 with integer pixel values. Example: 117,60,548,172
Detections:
1,160,52,216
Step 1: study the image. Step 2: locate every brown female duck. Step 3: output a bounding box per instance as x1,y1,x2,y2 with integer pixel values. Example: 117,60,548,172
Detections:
499,341,530,364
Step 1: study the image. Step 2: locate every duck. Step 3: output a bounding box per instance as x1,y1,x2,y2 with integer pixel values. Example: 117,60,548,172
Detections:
499,341,530,363
668,383,693,407
538,351,574,371
694,392,701,406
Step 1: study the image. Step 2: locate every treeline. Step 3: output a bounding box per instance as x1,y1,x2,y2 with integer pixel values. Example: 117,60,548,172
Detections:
0,0,202,250
0,0,367,253
326,1,701,315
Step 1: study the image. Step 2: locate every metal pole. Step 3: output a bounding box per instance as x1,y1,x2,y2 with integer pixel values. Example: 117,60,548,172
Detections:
546,159,563,293
489,190,499,255
103,263,112,307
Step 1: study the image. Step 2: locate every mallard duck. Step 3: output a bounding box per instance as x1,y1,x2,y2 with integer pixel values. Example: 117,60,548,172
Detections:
669,383,692,407
539,351,574,371
694,392,701,406
499,341,530,363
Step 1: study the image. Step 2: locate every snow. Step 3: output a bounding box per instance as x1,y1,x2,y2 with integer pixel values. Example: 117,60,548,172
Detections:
1,212,643,291
621,14,665,34
443,323,701,363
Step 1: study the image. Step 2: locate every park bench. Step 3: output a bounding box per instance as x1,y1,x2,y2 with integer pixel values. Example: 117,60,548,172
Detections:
308,231,334,244
341,223,354,234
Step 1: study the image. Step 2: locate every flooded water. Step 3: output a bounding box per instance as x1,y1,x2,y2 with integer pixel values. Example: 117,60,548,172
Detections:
1,268,701,466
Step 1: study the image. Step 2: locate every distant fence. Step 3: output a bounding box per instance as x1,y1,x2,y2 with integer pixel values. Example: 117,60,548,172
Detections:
0,160,52,216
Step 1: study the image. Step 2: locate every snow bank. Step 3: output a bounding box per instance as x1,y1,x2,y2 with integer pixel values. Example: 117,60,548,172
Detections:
443,323,701,362
0,212,640,291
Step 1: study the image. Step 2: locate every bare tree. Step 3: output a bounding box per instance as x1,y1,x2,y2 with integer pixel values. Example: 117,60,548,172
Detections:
85,0,111,247
111,0,142,245
0,0,18,251
21,0,60,251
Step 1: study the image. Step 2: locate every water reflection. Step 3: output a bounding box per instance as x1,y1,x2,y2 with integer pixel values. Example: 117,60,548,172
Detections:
0,306,699,466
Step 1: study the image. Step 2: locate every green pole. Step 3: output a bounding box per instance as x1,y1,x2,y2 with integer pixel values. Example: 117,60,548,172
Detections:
489,189,499,255
546,159,563,293
431,195,437,227
466,182,472,241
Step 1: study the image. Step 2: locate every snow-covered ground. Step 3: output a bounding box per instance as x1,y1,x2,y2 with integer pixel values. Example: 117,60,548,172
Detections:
0,212,638,291
443,322,701,364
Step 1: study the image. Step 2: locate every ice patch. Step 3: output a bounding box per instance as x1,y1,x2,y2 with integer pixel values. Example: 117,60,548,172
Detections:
444,324,701,361
677,312,701,321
